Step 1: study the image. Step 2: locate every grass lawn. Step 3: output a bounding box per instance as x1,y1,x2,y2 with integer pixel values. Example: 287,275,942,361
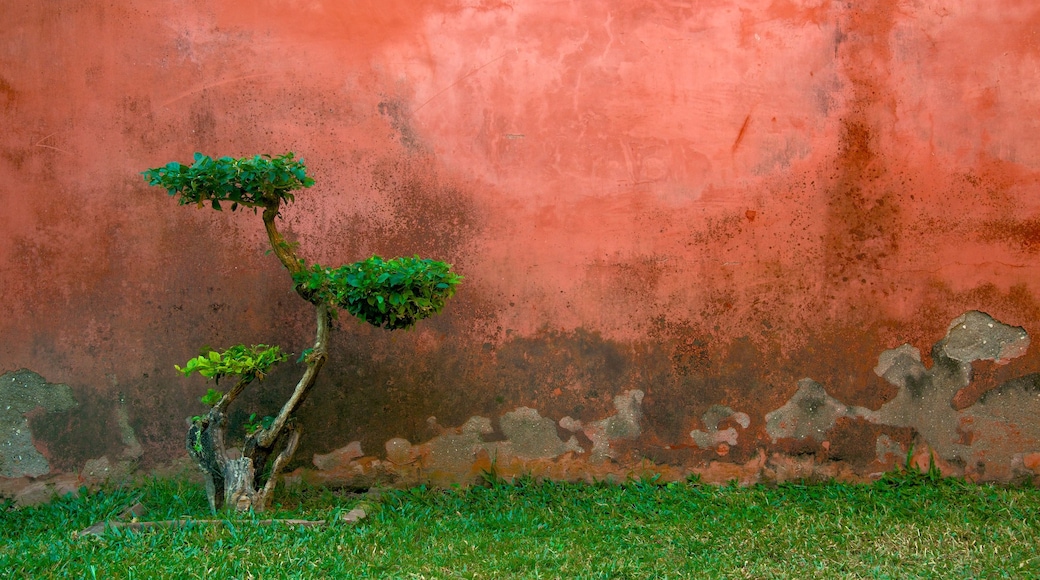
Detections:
2,469,1039,579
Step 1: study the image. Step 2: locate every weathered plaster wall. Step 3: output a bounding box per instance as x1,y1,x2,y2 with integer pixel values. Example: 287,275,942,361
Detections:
3,0,1040,497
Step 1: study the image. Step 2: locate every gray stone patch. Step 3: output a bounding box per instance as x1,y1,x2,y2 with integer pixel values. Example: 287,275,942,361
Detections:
690,405,751,449
116,401,143,460
959,373,1040,474
312,441,364,471
1,370,77,478
873,344,927,391
385,437,416,465
865,311,1032,467
875,434,905,464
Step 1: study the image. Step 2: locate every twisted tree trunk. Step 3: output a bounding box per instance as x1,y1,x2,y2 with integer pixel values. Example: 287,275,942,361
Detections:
185,202,329,513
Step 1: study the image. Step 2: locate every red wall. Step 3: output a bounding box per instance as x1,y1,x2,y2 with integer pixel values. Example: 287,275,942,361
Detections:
3,0,1040,491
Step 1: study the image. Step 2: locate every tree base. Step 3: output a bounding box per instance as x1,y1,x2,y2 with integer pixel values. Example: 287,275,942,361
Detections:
188,413,301,513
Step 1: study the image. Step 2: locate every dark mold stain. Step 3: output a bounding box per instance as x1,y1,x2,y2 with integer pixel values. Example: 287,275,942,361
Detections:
293,326,668,464
189,101,217,145
978,372,1040,405
646,317,780,446
822,0,902,293
823,121,900,285
0,75,16,110
27,389,124,472
824,416,915,467
378,98,425,153
978,218,1040,254
355,154,483,261
785,324,898,409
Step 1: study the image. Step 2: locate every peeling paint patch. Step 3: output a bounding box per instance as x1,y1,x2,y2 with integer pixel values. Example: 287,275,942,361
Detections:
313,441,364,471
875,434,905,465
765,379,869,443
873,344,926,391
426,416,494,472
115,401,142,460
0,370,77,478
498,407,582,460
385,437,417,465
941,311,1030,364
866,311,1033,474
690,405,750,450
770,311,1040,480
562,390,645,462
296,390,648,486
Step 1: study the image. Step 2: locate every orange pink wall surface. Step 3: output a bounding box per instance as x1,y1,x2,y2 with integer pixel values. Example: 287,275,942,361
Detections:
4,0,1040,494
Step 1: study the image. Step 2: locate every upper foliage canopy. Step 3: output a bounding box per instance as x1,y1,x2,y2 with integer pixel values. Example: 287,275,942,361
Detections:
295,256,463,330
142,152,314,211
142,152,463,330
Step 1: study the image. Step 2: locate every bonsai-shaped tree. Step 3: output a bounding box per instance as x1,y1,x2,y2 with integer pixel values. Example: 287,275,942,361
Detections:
143,153,461,512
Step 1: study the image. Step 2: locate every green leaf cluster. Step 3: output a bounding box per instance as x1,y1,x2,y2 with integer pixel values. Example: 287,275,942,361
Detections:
200,388,224,407
142,152,314,211
294,256,462,330
244,413,276,435
175,344,287,382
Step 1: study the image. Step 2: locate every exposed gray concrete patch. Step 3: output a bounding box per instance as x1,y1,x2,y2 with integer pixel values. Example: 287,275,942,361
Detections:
690,405,751,449
765,379,870,443
425,416,494,472
116,401,143,460
778,311,1040,479
873,344,927,392
407,409,587,474
497,407,581,460
941,311,1029,364
385,437,416,465
313,441,364,471
558,416,583,433
563,390,645,462
960,373,1040,476
865,311,1032,469
870,344,963,434
875,434,905,464
0,370,77,478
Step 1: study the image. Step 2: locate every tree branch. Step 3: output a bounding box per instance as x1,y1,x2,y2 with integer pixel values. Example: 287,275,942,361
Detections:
254,302,329,449
214,376,252,415
262,202,305,280
257,423,301,511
